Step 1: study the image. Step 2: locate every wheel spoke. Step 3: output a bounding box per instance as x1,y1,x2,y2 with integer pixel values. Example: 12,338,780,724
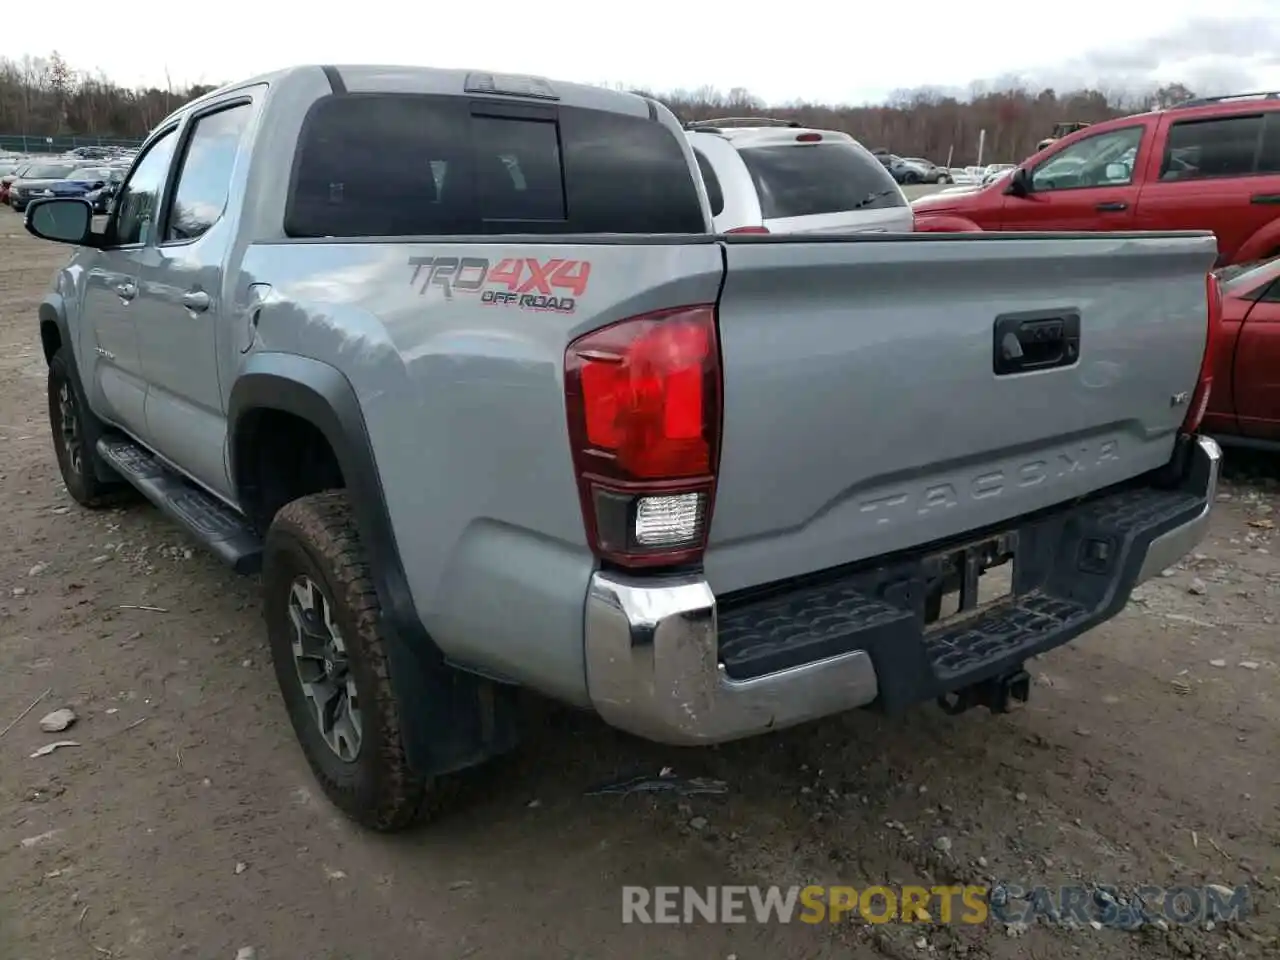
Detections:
288,574,362,763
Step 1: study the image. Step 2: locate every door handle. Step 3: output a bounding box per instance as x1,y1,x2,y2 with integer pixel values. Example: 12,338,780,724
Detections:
115,280,137,301
1095,201,1128,212
1250,193,1280,205
181,290,211,312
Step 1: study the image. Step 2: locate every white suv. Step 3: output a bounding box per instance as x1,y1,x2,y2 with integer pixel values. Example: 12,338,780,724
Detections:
685,118,914,234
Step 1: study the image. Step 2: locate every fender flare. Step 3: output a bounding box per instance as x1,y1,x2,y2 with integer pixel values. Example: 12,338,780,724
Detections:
39,294,117,484
1233,218,1280,265
911,213,984,233
227,353,520,777
38,293,70,365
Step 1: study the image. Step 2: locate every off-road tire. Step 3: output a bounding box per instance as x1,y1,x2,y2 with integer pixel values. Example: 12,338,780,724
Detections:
47,348,131,508
263,491,441,832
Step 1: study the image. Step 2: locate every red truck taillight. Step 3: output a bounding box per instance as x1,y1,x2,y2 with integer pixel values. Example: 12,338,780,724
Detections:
1181,273,1222,435
564,305,722,568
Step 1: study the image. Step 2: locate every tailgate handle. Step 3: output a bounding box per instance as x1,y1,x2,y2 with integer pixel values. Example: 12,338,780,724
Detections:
993,311,1080,376
1250,193,1280,205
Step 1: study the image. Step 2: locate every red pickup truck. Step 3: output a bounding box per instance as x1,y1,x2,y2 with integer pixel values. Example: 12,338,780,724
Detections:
1204,256,1280,447
913,93,1280,267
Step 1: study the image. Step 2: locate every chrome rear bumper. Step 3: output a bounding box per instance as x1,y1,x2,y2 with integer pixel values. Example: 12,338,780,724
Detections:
583,436,1221,746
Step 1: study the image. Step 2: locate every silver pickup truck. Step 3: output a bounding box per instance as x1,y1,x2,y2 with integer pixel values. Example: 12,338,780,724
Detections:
26,65,1222,833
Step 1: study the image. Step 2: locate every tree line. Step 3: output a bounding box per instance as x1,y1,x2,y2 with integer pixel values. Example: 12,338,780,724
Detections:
0,52,1201,164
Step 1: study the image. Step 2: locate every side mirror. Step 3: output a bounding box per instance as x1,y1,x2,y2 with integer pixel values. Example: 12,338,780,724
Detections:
26,197,96,246
1104,163,1129,181
1005,168,1031,197
92,180,105,189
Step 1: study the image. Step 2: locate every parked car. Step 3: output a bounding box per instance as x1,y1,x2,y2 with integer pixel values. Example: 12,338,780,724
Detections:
980,163,1018,185
685,118,912,233
1203,255,1280,446
76,166,126,213
25,64,1221,833
0,162,31,205
8,160,81,212
912,91,1280,266
902,157,954,183
27,165,118,206
875,153,932,184
944,167,983,186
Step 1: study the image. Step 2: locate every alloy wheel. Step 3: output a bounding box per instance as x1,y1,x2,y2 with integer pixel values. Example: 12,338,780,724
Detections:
287,576,363,762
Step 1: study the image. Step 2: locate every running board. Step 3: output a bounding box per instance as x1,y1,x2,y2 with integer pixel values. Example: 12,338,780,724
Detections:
96,436,263,574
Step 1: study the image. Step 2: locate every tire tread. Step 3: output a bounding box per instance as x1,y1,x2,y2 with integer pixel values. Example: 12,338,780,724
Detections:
267,491,445,832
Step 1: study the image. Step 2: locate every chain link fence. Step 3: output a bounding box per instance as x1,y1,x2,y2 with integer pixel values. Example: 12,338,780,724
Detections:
0,134,143,155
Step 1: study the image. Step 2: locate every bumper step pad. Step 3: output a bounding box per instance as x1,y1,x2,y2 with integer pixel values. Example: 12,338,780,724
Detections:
717,483,1206,711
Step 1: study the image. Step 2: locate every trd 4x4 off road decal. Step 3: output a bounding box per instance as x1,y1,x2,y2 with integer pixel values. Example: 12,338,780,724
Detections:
407,255,591,313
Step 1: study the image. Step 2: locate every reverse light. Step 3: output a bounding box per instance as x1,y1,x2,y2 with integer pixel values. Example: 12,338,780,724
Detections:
1181,273,1222,435
564,305,722,568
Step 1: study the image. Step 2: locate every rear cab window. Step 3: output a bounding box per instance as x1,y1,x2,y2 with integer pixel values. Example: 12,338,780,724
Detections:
285,93,706,237
737,141,905,219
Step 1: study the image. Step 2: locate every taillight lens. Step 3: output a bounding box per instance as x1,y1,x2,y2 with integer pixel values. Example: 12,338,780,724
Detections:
1181,273,1222,434
564,305,721,568
725,225,770,235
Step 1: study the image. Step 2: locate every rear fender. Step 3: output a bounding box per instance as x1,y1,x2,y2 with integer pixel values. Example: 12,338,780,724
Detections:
227,353,521,778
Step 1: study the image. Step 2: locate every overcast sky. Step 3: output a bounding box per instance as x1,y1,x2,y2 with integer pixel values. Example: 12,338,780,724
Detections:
8,2,1280,103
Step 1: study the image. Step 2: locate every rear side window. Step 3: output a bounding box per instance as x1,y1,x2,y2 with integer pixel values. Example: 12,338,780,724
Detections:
1258,112,1280,174
286,93,704,237
692,148,724,217
1161,115,1265,180
738,142,904,219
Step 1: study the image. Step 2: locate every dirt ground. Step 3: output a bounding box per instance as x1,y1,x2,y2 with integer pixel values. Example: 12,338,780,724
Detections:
0,224,1276,960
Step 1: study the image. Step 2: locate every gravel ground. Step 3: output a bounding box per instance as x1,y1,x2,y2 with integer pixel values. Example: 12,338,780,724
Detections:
0,223,1276,960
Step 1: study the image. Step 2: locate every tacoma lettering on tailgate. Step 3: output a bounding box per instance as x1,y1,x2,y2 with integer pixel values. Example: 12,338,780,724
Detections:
407,255,591,313
859,440,1122,525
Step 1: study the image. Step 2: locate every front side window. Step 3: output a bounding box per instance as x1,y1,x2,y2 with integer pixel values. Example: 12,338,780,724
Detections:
165,102,252,242
111,128,178,246
1161,115,1265,181
1031,126,1144,192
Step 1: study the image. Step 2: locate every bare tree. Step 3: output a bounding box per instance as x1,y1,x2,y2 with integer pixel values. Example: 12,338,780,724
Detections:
0,52,1195,165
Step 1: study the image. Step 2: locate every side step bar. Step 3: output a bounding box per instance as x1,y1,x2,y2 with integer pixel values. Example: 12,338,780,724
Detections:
96,436,263,574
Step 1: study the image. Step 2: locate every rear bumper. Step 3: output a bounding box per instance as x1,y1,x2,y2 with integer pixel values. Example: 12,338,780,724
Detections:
584,435,1221,745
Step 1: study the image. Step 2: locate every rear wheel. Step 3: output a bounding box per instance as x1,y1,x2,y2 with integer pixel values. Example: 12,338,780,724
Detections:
47,348,129,508
903,172,921,185
263,491,444,832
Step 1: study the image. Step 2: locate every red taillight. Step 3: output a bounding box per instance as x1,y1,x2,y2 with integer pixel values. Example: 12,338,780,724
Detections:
1182,273,1222,434
564,305,721,568
795,133,822,142
725,225,770,235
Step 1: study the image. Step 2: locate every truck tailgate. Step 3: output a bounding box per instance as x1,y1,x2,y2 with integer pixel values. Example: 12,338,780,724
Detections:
705,232,1218,595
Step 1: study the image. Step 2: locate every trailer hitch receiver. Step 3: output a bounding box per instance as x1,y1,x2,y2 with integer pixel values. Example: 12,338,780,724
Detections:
937,667,1031,716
